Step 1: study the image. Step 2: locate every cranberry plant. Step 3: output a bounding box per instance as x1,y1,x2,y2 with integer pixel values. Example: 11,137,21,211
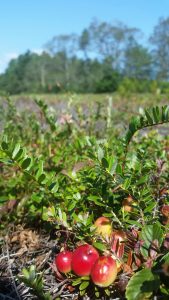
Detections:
0,97,169,299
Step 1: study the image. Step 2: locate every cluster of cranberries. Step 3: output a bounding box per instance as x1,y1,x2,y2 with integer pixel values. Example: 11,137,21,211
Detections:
54,217,128,287
55,244,117,287
55,207,169,289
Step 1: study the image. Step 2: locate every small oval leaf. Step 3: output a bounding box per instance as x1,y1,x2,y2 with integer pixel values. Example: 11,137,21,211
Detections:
21,157,32,169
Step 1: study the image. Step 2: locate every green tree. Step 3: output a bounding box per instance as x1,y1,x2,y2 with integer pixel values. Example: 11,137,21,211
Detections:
88,20,141,70
79,29,90,59
0,51,32,94
45,34,78,57
150,17,169,80
124,39,152,79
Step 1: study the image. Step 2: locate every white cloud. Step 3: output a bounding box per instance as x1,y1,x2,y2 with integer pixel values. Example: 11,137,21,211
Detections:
0,52,18,74
32,48,44,55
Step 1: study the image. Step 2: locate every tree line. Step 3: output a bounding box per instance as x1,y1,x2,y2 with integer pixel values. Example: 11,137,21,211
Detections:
1,17,169,94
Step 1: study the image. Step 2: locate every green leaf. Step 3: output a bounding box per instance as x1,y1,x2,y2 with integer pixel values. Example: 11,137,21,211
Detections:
152,107,159,123
108,156,117,175
140,223,163,257
126,268,160,300
22,268,30,280
38,173,46,184
97,146,104,161
95,291,100,298
0,157,12,164
129,120,137,133
105,289,110,296
145,109,154,125
12,143,20,159
124,105,169,146
48,181,59,193
101,157,109,168
21,157,32,169
164,105,169,120
72,278,82,286
162,105,169,122
144,202,156,213
122,177,131,190
125,130,133,143
80,276,90,280
160,252,169,264
80,289,86,296
14,148,24,161
136,175,149,186
160,286,169,298
88,196,105,206
93,242,106,251
116,164,123,175
1,141,8,150
29,265,36,281
79,281,89,291
126,220,142,228
35,161,44,179
67,200,77,211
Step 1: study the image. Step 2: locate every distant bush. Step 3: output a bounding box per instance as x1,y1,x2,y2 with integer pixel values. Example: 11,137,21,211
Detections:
118,78,165,96
94,72,121,93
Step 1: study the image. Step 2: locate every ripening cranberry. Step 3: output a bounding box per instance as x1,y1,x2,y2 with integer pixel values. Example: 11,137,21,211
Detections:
122,196,137,212
94,217,112,238
55,250,72,273
91,256,117,287
71,244,99,276
161,205,169,217
161,205,169,225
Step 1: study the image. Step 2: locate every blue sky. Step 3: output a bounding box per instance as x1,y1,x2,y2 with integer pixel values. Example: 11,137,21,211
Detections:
0,0,169,73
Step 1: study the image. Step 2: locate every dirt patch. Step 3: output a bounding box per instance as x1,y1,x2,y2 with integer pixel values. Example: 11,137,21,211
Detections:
0,226,79,300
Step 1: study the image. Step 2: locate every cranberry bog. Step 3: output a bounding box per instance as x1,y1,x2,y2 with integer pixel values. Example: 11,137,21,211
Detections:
0,94,169,299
